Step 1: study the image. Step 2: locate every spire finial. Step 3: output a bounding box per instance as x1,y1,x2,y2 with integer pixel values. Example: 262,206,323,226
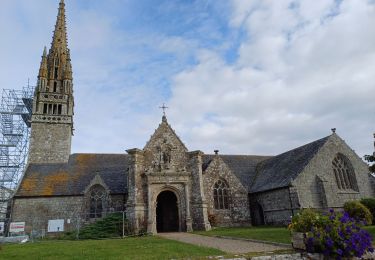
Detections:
159,103,169,117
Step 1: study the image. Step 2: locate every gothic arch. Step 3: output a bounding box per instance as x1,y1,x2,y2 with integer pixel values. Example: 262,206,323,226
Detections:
154,186,182,232
213,179,230,210
87,184,108,219
84,175,111,219
332,153,358,191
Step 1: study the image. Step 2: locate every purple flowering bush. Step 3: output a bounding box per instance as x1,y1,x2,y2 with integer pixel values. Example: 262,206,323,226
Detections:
306,209,374,259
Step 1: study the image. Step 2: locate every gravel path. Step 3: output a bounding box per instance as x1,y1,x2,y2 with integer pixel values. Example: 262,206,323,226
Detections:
158,232,290,254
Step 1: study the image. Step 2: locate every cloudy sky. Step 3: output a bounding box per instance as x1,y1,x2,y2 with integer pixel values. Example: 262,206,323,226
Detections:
0,0,374,158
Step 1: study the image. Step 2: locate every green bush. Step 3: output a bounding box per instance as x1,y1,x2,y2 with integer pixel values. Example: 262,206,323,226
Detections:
343,201,373,225
360,198,375,221
63,213,127,240
288,208,328,232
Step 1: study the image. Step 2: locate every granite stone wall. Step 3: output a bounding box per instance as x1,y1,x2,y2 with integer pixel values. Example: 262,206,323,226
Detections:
249,188,296,226
294,134,375,210
28,123,72,164
203,155,251,226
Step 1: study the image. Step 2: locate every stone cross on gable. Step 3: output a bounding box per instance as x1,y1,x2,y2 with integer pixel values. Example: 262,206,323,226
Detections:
159,103,169,116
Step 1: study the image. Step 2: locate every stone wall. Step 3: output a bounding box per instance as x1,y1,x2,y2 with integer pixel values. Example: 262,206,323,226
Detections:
11,196,83,234
294,134,375,210
11,194,126,235
203,155,251,226
250,188,296,226
28,123,71,164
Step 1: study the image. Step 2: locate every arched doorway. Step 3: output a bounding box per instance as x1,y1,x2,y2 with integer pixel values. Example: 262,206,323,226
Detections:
251,202,265,226
156,190,179,232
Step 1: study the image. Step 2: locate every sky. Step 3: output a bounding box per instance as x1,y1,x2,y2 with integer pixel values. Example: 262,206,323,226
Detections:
0,0,374,159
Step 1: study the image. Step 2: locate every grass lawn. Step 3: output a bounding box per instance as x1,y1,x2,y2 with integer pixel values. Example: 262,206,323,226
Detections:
364,225,375,239
0,236,224,260
194,226,291,244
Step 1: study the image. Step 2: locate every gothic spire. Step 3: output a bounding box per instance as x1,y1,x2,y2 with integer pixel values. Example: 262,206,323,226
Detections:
38,47,48,78
50,0,68,53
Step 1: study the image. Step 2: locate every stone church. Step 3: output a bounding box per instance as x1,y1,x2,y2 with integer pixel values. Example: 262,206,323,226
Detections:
10,1,375,235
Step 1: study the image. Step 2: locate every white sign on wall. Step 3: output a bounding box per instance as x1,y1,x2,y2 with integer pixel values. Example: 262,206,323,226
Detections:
10,222,25,233
48,219,64,232
0,222,4,233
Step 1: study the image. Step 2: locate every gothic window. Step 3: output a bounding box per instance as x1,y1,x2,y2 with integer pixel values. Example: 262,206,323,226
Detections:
58,104,62,115
54,81,58,92
89,185,107,219
213,179,230,210
43,104,47,114
332,154,358,191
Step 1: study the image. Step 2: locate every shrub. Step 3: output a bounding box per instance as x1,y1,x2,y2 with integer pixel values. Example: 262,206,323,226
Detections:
360,198,375,221
344,201,373,225
306,209,374,258
63,213,127,240
288,208,327,233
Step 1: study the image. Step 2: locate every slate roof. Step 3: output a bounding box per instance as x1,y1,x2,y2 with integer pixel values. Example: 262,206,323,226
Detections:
15,154,129,197
202,154,271,190
15,136,332,197
250,136,330,193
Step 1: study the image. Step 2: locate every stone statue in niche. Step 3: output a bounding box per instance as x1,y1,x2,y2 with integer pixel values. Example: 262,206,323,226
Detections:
155,139,172,170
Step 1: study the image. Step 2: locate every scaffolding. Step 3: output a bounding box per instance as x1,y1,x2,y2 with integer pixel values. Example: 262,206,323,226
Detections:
0,85,33,219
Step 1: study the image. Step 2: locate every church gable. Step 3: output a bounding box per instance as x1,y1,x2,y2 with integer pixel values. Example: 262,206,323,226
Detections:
202,154,250,225
143,116,188,171
294,133,375,208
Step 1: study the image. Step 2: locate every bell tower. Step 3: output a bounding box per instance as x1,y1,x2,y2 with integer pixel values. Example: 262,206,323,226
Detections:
28,0,74,164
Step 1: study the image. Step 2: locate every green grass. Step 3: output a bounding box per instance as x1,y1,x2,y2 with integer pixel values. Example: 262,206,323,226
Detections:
364,225,375,239
0,236,224,260
194,226,291,244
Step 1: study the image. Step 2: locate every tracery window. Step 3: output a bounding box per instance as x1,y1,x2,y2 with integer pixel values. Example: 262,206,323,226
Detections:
213,179,229,210
89,185,107,218
332,154,358,191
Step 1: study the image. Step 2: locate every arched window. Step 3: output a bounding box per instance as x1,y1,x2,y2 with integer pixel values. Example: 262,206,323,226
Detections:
332,154,358,191
89,185,107,218
213,179,229,210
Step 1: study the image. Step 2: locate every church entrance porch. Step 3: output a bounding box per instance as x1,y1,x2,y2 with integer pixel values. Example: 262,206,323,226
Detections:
156,190,179,232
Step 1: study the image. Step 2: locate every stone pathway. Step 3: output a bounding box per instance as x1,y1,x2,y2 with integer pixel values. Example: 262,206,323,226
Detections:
158,232,290,254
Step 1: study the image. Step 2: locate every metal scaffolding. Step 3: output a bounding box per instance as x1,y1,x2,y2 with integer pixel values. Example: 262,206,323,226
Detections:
0,85,33,219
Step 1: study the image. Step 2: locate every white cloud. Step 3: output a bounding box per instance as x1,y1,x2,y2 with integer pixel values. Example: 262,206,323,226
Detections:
169,0,375,157
0,0,374,160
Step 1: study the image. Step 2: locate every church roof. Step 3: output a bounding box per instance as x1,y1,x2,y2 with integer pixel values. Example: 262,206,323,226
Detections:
15,154,129,197
202,154,271,189
250,136,330,193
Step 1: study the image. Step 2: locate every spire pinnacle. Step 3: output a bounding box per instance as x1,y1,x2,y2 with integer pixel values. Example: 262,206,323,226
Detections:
38,47,48,78
50,0,68,53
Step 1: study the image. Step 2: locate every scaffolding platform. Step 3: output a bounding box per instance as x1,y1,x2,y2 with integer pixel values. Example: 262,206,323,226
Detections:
0,85,33,219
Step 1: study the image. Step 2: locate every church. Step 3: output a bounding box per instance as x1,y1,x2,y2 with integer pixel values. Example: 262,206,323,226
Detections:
10,0,375,235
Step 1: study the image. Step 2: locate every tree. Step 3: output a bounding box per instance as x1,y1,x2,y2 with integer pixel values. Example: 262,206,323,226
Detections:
364,133,375,174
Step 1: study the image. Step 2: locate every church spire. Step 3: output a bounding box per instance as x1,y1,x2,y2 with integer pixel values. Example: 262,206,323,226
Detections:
29,0,74,164
51,0,68,53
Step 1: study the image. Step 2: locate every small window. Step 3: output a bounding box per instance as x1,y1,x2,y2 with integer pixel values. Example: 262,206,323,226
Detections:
43,104,47,114
54,82,57,92
58,105,62,115
213,179,230,210
48,104,52,114
332,154,358,191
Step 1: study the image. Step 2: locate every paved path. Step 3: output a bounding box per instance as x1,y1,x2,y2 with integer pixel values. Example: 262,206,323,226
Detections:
158,232,290,254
